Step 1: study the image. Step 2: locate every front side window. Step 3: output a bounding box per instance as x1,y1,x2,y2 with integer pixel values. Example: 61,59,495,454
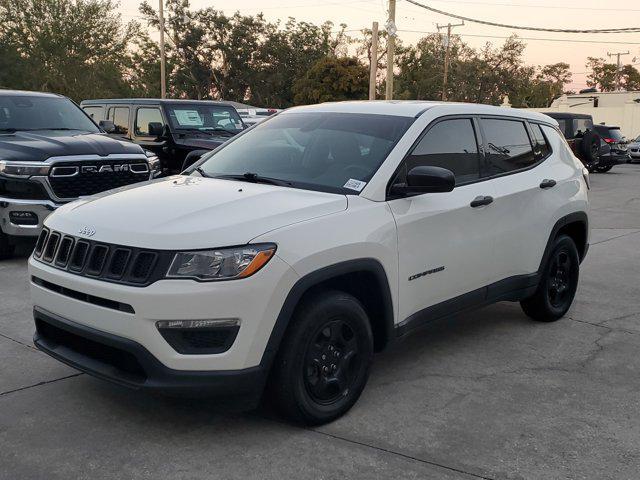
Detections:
107,107,130,135
482,118,536,176
0,96,100,133
135,107,163,136
166,104,244,135
197,112,413,194
398,118,481,186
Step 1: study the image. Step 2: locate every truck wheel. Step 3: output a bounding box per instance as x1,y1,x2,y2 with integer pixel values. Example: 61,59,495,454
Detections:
270,290,373,425
521,235,579,322
0,229,15,260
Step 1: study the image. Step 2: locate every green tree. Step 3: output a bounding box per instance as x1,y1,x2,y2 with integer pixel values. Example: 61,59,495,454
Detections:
0,0,136,101
292,56,368,105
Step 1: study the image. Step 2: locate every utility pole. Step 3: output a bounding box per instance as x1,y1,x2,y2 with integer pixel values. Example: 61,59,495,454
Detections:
159,0,167,99
385,0,396,100
607,50,630,91
437,21,464,101
369,21,379,100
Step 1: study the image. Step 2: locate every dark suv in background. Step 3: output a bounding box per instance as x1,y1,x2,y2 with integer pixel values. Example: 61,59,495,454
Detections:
593,124,631,171
544,112,627,173
81,99,246,173
0,90,159,258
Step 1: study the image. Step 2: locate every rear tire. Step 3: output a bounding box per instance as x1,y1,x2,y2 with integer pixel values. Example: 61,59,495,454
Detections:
270,290,373,425
521,235,579,322
594,165,612,173
0,229,15,260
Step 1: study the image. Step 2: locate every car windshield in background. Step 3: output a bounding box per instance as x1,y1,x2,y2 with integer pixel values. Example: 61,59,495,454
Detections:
196,112,414,194
166,104,244,134
0,96,100,133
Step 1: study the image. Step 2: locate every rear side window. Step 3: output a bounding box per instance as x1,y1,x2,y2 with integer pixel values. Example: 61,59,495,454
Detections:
481,118,536,176
107,107,130,135
83,106,104,122
530,123,551,158
572,118,593,137
403,118,481,185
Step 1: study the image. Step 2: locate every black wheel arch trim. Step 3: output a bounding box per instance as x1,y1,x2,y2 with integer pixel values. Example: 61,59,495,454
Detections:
259,258,395,371
538,211,589,270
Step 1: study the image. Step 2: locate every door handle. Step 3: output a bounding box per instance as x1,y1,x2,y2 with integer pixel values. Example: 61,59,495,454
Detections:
539,179,557,189
470,195,494,208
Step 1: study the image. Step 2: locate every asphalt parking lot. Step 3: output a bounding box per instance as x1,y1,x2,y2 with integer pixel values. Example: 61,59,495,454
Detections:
1,164,640,480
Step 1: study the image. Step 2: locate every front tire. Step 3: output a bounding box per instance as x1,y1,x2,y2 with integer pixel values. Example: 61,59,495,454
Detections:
521,235,579,322
270,290,373,425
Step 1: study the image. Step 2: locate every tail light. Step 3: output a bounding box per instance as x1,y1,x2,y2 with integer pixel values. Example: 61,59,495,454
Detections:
603,137,615,144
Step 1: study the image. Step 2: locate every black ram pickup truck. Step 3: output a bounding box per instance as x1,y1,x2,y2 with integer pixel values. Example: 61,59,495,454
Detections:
0,90,160,258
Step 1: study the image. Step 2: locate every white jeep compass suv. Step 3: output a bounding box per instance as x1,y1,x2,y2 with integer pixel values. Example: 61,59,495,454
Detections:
29,101,590,425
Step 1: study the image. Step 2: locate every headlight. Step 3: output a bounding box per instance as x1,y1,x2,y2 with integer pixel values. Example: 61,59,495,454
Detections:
144,150,161,173
166,244,276,281
0,160,50,178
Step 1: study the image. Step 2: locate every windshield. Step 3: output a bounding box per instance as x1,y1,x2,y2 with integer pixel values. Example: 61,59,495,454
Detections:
196,112,414,194
165,103,244,134
0,95,100,133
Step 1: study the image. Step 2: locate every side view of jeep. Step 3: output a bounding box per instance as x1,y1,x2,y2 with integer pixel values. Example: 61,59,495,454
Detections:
0,90,160,258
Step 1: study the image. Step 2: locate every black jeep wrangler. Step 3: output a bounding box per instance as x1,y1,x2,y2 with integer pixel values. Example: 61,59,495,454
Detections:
544,112,626,173
80,99,246,173
0,90,160,258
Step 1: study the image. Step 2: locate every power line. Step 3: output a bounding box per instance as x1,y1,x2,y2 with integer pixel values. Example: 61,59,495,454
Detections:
415,0,640,13
403,0,640,33
397,29,640,45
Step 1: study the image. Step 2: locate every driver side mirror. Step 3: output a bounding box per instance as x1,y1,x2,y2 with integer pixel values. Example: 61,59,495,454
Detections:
390,166,455,196
148,122,164,137
99,120,116,134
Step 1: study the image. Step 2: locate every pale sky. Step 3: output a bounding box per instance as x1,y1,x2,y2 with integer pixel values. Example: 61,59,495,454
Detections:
118,0,640,91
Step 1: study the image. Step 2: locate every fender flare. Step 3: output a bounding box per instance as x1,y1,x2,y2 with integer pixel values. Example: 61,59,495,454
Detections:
258,258,395,371
537,211,589,274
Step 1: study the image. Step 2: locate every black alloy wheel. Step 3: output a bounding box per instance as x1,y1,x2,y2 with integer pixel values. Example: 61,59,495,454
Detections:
521,235,580,322
270,290,373,425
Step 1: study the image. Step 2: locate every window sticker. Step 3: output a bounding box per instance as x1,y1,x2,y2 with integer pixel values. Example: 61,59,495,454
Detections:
175,110,203,126
343,178,367,192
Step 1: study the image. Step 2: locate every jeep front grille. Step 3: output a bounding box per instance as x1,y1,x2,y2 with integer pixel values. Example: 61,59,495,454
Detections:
33,228,172,287
47,160,149,199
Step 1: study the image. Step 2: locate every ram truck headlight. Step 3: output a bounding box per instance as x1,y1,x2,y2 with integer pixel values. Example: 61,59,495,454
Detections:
0,160,50,178
144,150,162,176
166,244,276,281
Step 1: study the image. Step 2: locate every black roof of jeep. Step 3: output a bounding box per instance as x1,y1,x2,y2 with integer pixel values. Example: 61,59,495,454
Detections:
81,98,238,109
544,112,593,120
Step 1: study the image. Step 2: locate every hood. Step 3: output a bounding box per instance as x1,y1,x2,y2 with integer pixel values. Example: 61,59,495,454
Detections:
173,136,230,151
46,176,347,249
0,131,143,162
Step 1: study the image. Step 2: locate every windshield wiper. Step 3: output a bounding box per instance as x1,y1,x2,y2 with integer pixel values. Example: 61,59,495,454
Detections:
195,166,210,178
214,172,293,187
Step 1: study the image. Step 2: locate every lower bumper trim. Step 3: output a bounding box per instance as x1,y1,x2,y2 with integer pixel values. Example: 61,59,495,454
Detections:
33,307,267,407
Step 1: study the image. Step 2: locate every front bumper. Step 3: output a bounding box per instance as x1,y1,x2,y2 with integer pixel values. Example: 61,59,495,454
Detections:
0,196,61,237
29,253,297,371
34,307,266,405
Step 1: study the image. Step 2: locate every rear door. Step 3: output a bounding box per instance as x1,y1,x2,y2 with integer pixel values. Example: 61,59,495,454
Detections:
478,117,558,282
388,117,499,323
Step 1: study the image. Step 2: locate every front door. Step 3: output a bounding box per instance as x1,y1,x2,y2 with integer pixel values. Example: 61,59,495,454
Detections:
388,117,499,324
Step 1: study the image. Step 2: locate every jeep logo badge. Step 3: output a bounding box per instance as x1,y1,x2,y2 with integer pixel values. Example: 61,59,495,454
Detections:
78,226,96,237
